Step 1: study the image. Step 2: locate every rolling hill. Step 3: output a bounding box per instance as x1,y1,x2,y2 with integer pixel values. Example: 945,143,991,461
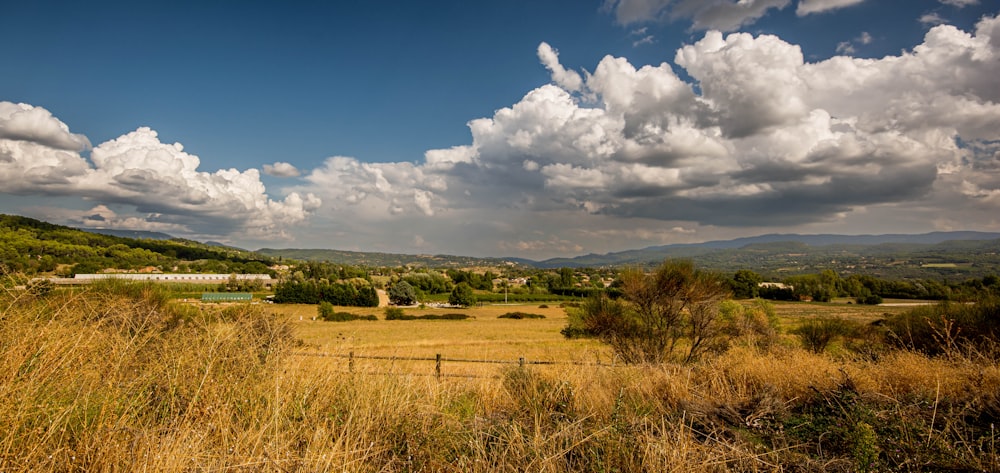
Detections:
5,213,1000,280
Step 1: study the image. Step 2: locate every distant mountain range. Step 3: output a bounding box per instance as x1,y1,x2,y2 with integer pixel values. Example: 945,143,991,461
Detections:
50,219,1000,279
73,225,1000,269
254,231,1000,278
519,231,1000,268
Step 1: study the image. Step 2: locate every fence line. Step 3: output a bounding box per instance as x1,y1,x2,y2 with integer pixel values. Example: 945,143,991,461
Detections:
290,351,614,380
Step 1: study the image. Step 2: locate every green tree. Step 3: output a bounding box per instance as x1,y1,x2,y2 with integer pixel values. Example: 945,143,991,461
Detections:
558,267,575,287
317,301,335,320
731,269,762,299
448,282,476,307
388,281,417,306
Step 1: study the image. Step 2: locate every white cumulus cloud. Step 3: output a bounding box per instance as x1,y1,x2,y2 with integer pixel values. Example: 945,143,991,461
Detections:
0,102,91,152
538,42,585,92
0,106,321,241
263,161,301,177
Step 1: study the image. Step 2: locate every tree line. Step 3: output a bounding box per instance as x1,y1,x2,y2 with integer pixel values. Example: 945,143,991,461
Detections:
273,280,378,307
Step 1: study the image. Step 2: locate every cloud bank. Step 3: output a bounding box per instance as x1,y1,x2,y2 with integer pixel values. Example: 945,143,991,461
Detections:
296,15,1000,256
0,102,320,241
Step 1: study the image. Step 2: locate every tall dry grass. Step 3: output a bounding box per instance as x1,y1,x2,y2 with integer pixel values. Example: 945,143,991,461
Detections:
1,279,998,471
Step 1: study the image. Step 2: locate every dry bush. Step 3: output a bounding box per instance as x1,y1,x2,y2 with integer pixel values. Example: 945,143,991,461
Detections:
566,260,732,364
886,298,1000,358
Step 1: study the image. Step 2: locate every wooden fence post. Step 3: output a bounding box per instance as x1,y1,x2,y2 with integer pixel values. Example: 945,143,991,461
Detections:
435,354,442,380
518,357,525,368
349,351,354,374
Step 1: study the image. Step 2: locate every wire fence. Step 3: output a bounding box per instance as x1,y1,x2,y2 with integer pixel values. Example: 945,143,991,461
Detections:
290,351,616,380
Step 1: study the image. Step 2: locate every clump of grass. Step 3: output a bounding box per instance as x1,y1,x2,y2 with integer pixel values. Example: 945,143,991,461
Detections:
318,301,377,321
792,316,855,354
498,311,546,319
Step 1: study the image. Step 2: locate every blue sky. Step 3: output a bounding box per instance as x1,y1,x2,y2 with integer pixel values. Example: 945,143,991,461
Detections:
2,0,1000,259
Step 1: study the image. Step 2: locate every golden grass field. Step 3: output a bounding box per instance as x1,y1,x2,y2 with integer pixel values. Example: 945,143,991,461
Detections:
3,283,998,471
272,299,912,358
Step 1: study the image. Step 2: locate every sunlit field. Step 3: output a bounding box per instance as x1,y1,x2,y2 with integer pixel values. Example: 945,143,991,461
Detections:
3,283,997,471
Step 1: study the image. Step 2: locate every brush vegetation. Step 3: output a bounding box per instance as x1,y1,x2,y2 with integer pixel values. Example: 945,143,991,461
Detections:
2,275,999,471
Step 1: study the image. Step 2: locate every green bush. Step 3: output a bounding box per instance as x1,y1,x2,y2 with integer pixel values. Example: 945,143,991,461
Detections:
498,312,546,319
383,309,470,321
717,299,780,349
856,294,883,305
793,317,853,354
886,297,1000,356
317,302,376,322
384,307,405,320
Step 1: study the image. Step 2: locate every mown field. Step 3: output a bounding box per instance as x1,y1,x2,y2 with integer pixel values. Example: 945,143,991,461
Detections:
3,282,998,471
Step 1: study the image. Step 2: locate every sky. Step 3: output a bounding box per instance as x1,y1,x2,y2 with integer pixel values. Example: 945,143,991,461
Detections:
2,0,1000,260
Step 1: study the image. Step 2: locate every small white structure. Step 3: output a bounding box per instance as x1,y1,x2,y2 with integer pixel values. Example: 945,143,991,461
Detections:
69,274,273,288
759,282,793,291
73,273,272,282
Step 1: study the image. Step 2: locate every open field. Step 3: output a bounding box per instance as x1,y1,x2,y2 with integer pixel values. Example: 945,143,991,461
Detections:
268,299,929,383
4,284,998,471
271,300,914,357
273,304,601,358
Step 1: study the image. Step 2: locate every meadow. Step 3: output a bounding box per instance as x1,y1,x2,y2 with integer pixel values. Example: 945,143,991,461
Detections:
2,282,998,471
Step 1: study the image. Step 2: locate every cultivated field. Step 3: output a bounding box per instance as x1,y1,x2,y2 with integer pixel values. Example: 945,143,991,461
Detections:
3,283,998,471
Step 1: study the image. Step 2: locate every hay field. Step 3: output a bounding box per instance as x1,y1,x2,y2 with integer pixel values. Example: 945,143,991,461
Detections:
271,303,612,378
270,299,917,380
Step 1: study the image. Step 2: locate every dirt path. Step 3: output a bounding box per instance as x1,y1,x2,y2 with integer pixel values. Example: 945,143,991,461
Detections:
377,289,389,307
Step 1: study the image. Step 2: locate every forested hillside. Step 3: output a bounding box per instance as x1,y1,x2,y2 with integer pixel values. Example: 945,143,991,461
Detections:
0,214,275,275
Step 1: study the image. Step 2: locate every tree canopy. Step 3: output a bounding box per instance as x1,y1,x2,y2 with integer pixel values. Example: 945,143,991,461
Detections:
388,281,417,306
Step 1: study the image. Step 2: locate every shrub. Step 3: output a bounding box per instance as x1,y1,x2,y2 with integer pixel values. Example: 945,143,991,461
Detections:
317,301,335,320
856,294,883,305
384,306,405,320
563,260,731,364
383,310,470,321
717,299,780,350
498,312,546,319
318,302,376,322
885,297,1000,357
793,317,852,354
